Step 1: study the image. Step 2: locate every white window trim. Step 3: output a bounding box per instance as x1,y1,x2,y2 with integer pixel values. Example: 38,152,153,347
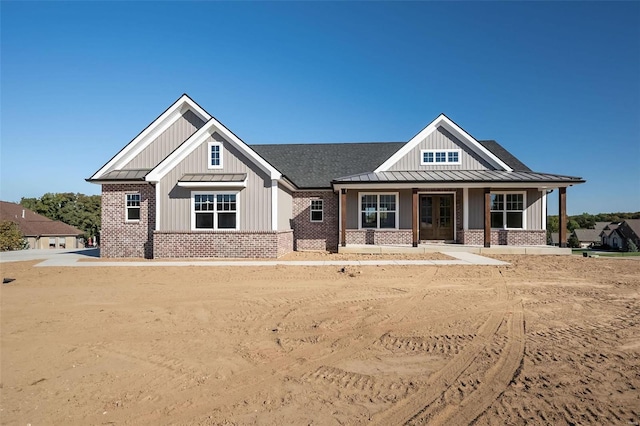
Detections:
420,149,462,165
310,199,323,222
358,192,399,230
125,193,141,223
490,191,527,230
207,141,223,170
190,190,240,231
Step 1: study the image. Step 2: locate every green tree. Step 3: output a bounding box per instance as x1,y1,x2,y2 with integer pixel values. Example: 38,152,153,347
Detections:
20,193,101,239
547,216,559,233
627,239,639,253
568,234,581,248
0,221,28,251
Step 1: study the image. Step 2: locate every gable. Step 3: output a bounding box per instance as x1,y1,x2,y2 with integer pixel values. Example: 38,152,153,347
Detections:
387,127,493,171
376,114,512,172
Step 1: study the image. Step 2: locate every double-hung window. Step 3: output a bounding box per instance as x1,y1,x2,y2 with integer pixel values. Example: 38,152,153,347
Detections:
421,149,462,165
193,192,238,230
360,193,398,229
310,199,323,222
208,142,223,169
490,192,525,229
126,193,141,221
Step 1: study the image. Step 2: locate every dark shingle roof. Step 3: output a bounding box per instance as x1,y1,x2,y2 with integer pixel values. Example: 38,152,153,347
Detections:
252,142,404,188
0,201,84,237
477,140,531,171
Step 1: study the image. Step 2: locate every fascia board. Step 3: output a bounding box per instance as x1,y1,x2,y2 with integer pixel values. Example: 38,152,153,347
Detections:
374,114,513,173
332,181,579,191
146,119,282,183
90,95,212,180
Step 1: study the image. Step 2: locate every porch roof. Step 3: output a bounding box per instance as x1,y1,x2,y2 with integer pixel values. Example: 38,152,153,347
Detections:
179,173,247,183
95,169,151,181
332,170,585,186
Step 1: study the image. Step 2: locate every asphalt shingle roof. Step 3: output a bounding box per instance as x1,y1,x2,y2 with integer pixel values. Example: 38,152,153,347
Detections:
0,201,84,237
477,140,531,171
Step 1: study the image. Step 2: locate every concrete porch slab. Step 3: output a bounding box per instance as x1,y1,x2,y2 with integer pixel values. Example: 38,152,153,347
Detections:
338,244,571,255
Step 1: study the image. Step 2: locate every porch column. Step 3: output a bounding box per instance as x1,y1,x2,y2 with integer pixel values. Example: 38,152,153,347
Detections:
341,189,347,247
412,188,418,247
484,187,491,248
559,187,567,248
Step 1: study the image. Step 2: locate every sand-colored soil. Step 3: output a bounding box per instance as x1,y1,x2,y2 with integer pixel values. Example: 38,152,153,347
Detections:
1,255,639,425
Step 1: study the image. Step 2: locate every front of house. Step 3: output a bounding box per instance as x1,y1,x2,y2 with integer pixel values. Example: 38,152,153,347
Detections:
88,94,584,258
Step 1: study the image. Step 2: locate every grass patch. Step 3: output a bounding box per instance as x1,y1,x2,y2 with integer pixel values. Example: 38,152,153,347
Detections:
572,249,640,257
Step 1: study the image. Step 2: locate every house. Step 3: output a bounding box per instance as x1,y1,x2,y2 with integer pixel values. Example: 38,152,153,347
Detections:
600,223,621,247
0,201,84,249
601,219,640,250
549,231,569,246
87,94,585,258
571,228,602,248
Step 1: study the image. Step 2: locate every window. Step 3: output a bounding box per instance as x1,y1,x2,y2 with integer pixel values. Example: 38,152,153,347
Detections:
58,237,66,249
310,199,323,222
126,193,141,221
421,149,462,165
360,193,398,229
490,192,525,229
49,237,56,249
193,192,238,230
208,142,223,169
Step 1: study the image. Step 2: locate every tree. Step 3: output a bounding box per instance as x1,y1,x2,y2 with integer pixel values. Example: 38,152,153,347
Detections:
568,234,581,248
0,221,28,251
627,239,639,253
20,193,101,239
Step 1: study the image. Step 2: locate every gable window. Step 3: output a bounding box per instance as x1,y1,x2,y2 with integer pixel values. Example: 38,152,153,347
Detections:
310,199,323,222
421,149,462,165
126,193,141,221
490,192,525,229
193,192,238,230
208,142,223,169
360,193,398,229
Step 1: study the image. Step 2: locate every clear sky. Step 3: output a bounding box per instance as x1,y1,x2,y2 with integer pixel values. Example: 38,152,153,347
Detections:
1,1,639,215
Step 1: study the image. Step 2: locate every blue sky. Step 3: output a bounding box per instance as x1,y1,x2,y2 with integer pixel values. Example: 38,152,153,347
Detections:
1,1,638,215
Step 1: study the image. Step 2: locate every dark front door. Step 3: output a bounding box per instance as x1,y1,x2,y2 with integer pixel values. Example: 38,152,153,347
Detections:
419,194,454,240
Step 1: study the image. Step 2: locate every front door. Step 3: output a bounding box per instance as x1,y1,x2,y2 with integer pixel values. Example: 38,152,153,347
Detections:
419,194,454,240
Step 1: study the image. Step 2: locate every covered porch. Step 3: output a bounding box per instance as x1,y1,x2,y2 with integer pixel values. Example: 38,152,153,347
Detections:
333,170,585,250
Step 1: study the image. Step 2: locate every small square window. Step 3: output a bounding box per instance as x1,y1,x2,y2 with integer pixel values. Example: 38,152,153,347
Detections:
435,152,447,162
310,199,323,222
423,152,434,163
448,151,459,163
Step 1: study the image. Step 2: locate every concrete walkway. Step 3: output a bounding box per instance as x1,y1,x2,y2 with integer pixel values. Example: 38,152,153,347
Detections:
0,248,508,267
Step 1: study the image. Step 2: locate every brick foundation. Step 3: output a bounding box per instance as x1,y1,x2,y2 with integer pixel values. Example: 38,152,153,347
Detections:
345,230,413,245
292,191,339,251
152,230,294,258
101,184,156,258
459,229,546,246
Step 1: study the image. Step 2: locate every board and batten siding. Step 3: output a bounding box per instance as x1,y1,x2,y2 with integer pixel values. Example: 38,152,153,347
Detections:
278,185,293,230
388,127,493,171
124,110,205,170
467,188,543,230
158,132,272,231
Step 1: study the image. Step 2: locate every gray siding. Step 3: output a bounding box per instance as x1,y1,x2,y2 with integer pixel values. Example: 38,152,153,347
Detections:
125,110,205,169
467,188,543,230
278,185,293,230
345,189,412,229
388,127,493,171
158,132,272,231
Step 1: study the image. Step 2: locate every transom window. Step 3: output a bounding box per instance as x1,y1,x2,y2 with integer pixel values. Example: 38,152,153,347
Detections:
310,199,323,222
126,193,141,221
360,193,398,229
193,192,238,230
421,149,462,165
490,192,525,229
208,142,223,169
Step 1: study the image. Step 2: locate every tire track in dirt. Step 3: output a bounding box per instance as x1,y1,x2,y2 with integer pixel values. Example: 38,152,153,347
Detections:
370,279,525,426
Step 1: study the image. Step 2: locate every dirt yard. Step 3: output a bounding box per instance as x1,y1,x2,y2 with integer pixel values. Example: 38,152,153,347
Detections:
1,255,639,425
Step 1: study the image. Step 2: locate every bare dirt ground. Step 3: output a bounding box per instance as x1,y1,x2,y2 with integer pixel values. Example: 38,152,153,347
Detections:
1,255,638,425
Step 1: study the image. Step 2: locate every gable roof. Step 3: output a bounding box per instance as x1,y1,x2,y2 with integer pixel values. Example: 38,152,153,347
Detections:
619,219,640,240
375,114,513,173
477,140,530,172
0,201,83,237
252,142,404,189
572,228,601,243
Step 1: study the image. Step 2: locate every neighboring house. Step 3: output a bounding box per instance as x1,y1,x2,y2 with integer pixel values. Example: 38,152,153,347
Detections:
609,219,640,250
0,201,84,249
571,228,602,248
87,94,585,258
600,223,621,247
549,231,569,246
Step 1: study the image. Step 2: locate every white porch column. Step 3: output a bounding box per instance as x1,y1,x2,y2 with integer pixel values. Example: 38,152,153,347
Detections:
271,179,278,231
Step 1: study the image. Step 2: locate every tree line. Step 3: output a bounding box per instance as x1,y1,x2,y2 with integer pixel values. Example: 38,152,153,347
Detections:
547,212,640,233
20,193,101,239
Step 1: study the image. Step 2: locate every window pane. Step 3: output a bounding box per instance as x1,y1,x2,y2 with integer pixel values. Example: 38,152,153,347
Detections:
506,212,523,228
127,207,140,220
217,212,236,229
126,194,140,206
423,152,434,163
311,200,323,210
490,194,504,211
491,212,503,228
311,210,323,221
379,195,396,211
380,212,396,228
361,195,377,211
448,151,459,163
210,145,220,166
506,194,523,210
435,152,446,162
195,212,214,229
362,212,377,228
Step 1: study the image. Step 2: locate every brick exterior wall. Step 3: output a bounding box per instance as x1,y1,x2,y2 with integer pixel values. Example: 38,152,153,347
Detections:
459,229,546,246
345,230,413,245
292,191,339,252
153,230,293,258
101,184,156,258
